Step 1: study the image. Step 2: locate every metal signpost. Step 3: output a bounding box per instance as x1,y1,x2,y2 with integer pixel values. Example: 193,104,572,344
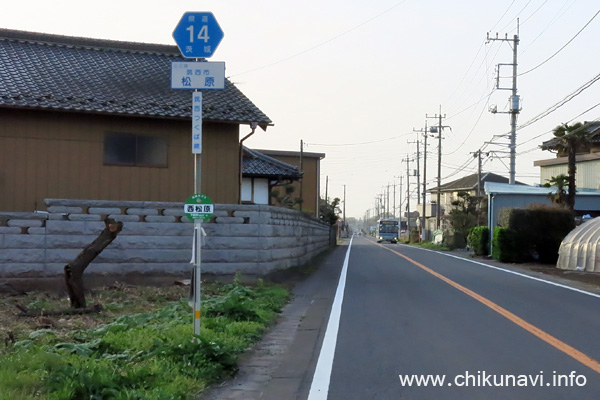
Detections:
184,195,213,336
172,11,224,338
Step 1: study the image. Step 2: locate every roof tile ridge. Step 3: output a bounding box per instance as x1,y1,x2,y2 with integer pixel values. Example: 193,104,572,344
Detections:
0,28,181,57
244,146,299,173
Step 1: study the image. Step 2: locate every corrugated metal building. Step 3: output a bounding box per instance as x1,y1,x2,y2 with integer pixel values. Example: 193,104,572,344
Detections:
485,181,600,231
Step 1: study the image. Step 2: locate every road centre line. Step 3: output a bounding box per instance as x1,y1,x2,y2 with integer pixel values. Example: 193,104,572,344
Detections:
373,241,600,375
308,236,354,400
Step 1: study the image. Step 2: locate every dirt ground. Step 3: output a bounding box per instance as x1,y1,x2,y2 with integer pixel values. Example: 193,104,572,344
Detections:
0,263,316,348
518,263,600,290
0,279,192,347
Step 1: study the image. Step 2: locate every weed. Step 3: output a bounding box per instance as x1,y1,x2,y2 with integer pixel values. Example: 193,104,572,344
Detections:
412,242,450,251
0,280,289,399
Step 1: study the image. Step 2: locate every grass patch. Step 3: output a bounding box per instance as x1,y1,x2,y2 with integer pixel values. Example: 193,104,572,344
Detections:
411,241,451,251
0,278,289,400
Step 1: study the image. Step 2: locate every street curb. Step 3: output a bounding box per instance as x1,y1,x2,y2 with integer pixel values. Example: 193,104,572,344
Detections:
200,242,350,400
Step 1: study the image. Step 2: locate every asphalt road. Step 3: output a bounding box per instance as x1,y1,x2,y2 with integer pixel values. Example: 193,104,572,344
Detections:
309,236,600,399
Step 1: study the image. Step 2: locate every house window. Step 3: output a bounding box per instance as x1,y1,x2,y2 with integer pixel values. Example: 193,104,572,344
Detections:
104,133,167,167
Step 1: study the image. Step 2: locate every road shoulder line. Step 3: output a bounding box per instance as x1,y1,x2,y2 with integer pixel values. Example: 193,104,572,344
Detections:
408,245,600,300
307,236,354,400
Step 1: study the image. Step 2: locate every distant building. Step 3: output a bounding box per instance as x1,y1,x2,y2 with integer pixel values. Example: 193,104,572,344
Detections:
241,147,301,205
0,29,271,211
485,181,600,232
253,149,325,218
425,172,523,230
535,121,600,189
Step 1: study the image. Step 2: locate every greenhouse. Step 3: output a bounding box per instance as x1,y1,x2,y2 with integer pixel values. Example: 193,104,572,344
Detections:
556,217,600,272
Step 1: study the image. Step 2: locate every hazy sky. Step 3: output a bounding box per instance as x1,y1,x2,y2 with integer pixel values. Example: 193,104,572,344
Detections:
2,1,599,219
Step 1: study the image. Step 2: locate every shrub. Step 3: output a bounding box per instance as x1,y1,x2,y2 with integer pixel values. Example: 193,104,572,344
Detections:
468,226,489,256
492,227,519,263
498,206,574,263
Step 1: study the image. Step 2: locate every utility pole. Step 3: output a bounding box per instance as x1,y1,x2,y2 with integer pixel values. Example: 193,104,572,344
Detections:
394,175,403,223
300,140,304,211
471,149,489,225
487,22,520,184
427,107,450,230
325,175,328,204
343,184,346,232
393,181,396,218
402,157,414,235
414,122,429,239
472,150,483,198
406,157,411,234
386,184,390,218
407,138,421,204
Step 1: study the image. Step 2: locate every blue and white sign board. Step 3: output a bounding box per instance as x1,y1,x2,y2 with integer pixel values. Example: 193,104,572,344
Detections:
192,93,202,154
171,61,225,90
172,12,224,59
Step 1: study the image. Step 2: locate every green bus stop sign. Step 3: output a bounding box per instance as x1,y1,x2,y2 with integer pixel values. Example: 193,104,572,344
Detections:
184,194,214,222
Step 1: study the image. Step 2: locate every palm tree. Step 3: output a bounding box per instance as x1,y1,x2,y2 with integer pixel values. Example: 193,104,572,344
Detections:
542,122,589,211
544,174,568,207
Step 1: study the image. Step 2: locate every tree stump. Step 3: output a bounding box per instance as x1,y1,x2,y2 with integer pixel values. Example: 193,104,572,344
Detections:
64,218,123,308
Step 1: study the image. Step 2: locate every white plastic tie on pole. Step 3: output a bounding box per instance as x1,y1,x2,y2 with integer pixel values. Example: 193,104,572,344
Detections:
190,223,207,263
190,227,197,264
200,227,207,246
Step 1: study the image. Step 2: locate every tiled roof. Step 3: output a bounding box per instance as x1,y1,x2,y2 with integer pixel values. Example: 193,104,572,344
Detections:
0,29,272,128
540,121,600,149
242,146,301,180
429,172,526,193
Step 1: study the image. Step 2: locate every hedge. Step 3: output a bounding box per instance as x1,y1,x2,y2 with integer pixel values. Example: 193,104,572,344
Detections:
492,227,519,263
468,226,489,256
496,206,575,264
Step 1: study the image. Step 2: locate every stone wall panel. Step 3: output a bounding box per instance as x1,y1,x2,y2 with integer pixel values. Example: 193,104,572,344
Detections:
1,200,332,278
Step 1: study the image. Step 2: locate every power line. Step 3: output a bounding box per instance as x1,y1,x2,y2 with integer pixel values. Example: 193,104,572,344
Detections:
496,0,533,33
446,88,496,121
442,157,477,181
306,132,412,147
518,0,549,27
519,9,600,76
488,0,517,33
517,72,600,131
517,103,600,148
519,0,578,55
228,0,409,78
444,90,495,156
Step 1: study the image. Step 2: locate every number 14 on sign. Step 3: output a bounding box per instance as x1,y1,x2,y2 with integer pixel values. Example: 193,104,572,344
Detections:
186,23,209,43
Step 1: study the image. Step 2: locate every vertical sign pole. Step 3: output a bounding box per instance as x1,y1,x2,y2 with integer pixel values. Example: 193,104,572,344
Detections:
173,11,224,342
192,90,203,338
193,219,202,337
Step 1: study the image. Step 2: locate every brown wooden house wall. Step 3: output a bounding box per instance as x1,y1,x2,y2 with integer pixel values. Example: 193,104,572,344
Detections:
0,108,240,211
262,152,321,217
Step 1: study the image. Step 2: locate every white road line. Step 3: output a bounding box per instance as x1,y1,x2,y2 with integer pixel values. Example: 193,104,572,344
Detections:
409,245,600,300
307,236,354,400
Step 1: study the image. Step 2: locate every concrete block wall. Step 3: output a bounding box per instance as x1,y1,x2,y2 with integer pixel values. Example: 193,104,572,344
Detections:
0,199,331,278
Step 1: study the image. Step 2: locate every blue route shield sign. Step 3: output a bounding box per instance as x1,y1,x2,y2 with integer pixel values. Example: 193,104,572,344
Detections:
172,12,224,59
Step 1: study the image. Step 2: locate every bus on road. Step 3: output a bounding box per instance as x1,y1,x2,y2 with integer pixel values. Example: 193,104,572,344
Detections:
376,218,399,243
